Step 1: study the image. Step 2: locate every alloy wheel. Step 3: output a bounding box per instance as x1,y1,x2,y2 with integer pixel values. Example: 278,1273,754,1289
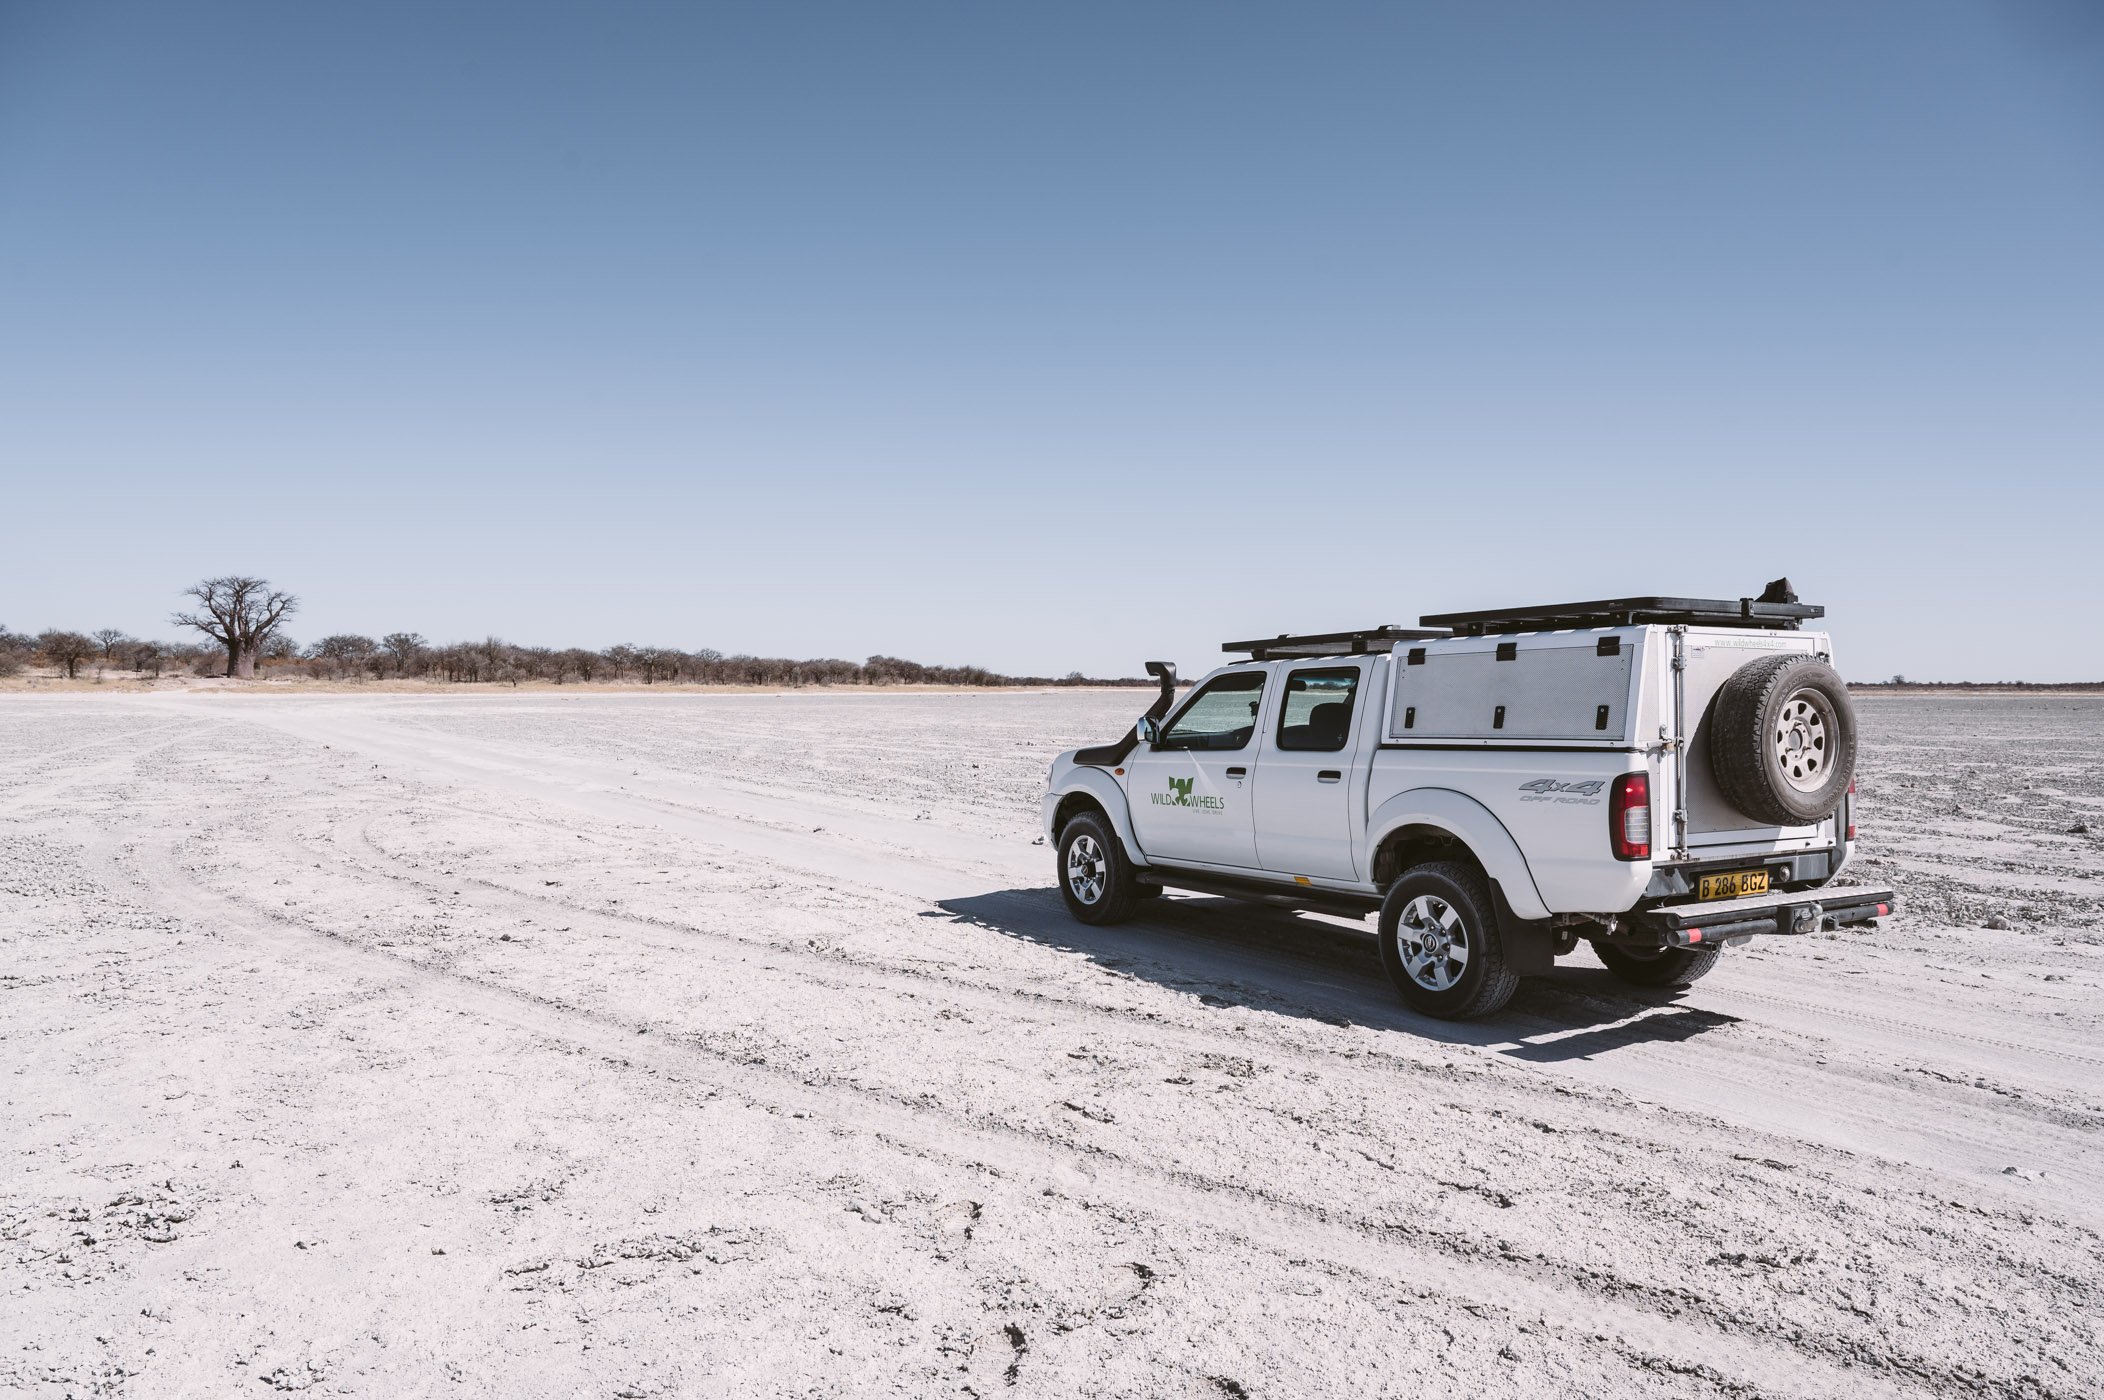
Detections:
1066,833,1106,905
1398,894,1470,991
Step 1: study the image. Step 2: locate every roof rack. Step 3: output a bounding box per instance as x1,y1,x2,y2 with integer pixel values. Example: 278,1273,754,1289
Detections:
1418,594,1823,637
1223,625,1450,661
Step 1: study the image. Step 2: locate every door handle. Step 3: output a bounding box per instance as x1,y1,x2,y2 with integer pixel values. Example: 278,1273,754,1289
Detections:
1317,770,1342,783
1225,766,1247,778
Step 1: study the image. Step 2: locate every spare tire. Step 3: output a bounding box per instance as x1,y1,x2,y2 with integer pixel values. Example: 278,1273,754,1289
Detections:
1709,653,1857,826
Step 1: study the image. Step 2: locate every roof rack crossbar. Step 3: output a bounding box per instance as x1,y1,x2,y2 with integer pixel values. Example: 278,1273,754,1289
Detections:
1223,625,1450,661
1417,594,1823,637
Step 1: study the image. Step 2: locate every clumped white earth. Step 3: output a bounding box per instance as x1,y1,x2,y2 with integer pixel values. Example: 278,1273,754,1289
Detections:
2,691,2099,1399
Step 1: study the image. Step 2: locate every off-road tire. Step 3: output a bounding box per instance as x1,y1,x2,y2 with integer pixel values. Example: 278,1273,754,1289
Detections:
1057,811,1142,925
1592,940,1723,988
1376,861,1520,1019
1710,653,1857,826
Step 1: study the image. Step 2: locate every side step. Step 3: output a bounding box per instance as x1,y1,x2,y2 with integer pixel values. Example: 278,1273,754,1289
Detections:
1147,868,1380,919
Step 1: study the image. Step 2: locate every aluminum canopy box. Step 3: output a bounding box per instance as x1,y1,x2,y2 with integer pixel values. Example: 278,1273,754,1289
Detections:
1388,629,1640,744
1420,595,1823,636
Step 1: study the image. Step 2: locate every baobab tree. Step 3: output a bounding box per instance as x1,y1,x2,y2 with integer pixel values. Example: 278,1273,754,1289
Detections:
172,576,298,678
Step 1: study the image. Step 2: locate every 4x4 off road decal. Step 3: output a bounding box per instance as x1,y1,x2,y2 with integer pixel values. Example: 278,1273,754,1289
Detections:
1153,774,1226,812
1518,777,1606,806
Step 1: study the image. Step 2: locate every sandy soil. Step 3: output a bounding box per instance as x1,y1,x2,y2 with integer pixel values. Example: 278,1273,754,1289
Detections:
3,691,2099,1398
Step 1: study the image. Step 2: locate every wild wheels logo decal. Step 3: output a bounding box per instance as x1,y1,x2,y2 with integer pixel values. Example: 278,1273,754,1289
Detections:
1152,774,1227,812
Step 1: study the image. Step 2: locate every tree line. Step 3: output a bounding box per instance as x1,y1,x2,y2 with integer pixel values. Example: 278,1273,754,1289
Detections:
1,576,1141,688
1851,678,2103,692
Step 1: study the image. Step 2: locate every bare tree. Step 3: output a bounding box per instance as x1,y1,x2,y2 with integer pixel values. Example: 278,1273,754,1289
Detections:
127,639,166,678
381,632,426,677
92,628,131,662
37,629,96,679
172,577,298,678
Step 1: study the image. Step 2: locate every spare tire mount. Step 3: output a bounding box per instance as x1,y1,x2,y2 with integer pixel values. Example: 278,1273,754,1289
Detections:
1709,653,1858,827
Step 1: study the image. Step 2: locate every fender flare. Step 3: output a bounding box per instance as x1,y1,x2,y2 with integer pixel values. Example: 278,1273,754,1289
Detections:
1049,766,1148,867
1366,787,1550,921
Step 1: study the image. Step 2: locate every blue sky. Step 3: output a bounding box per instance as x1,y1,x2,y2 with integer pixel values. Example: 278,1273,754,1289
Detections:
2,2,2099,680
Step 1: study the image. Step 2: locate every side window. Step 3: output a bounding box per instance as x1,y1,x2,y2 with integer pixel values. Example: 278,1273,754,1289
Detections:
1276,667,1360,752
1157,671,1267,752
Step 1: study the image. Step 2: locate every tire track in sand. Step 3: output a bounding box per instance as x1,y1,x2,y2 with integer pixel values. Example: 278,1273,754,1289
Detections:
78,821,2005,1400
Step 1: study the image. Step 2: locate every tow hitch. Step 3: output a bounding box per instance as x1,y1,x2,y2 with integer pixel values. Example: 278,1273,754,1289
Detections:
1626,885,1897,948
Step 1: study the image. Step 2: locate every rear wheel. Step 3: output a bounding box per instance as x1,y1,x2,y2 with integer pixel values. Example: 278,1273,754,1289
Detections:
1057,811,1141,925
1591,940,1723,988
1376,862,1519,1019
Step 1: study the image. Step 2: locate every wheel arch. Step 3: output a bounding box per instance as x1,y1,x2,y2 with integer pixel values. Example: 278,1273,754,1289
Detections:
1049,768,1147,866
1366,788,1550,921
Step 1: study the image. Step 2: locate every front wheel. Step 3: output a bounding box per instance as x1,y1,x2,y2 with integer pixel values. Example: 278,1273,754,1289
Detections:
1376,862,1519,1019
1056,811,1141,925
1591,940,1722,988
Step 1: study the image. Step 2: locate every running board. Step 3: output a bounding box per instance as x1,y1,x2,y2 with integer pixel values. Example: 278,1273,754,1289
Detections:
1147,868,1380,919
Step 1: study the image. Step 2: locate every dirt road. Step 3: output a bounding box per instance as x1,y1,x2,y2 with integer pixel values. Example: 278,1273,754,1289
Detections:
4,692,2099,1397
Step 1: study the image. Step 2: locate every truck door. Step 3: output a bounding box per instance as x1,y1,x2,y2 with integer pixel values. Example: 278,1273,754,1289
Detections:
1253,662,1367,880
1126,668,1267,869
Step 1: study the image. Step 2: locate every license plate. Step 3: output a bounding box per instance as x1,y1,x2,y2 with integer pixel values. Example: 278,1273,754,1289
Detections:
1699,869,1770,900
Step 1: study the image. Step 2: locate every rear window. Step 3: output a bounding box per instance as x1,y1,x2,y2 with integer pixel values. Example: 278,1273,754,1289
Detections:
1277,668,1359,752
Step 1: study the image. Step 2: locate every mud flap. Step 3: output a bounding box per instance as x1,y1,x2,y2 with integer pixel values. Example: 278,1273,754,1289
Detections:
1491,880,1557,977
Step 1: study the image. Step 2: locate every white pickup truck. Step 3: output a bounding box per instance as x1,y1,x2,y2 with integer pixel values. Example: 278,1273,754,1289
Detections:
1042,586,1896,1019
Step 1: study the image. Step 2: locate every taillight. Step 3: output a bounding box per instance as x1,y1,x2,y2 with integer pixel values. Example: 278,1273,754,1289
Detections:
1610,773,1651,861
1846,779,1857,842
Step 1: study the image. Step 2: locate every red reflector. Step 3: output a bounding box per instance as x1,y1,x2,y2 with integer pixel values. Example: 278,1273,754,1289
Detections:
1609,772,1651,861
1876,903,1889,917
1847,824,1857,841
1687,929,1703,943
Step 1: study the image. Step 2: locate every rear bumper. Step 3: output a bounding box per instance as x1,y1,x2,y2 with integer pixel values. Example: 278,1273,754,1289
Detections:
1620,885,1897,948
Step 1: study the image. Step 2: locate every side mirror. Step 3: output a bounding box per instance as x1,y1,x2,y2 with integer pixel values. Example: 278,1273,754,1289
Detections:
1136,716,1161,746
